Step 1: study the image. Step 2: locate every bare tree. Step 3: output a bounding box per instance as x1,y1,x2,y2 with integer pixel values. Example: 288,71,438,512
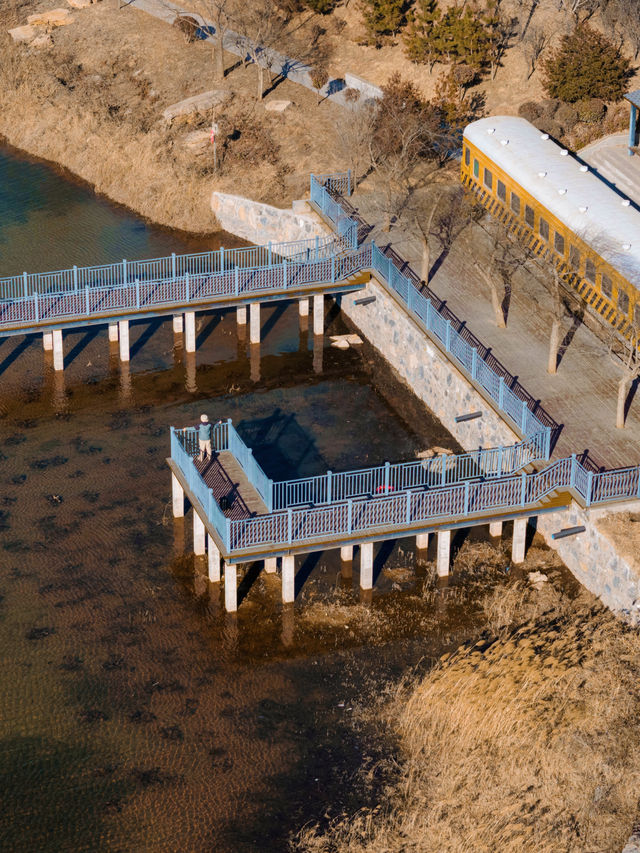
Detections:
310,65,329,105
475,223,534,327
332,91,376,192
414,192,442,282
609,333,640,428
520,25,549,79
233,0,289,101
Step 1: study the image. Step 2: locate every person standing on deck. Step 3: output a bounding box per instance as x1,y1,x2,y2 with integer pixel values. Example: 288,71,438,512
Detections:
199,414,212,462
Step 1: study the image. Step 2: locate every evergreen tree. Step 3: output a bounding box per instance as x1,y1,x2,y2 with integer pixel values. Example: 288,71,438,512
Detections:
543,25,632,102
403,0,442,70
361,0,406,43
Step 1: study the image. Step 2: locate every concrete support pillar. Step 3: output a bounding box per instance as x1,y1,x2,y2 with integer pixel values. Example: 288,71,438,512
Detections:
489,521,503,538
172,473,184,518
340,545,353,562
207,534,221,582
512,518,527,564
360,542,373,590
249,303,260,344
172,314,183,334
299,297,309,317
437,529,451,577
118,320,129,362
264,557,277,574
43,331,53,351
237,306,247,325
224,564,237,613
184,311,196,353
416,533,429,550
52,329,63,372
313,293,324,336
193,510,205,556
282,555,295,604
108,323,119,342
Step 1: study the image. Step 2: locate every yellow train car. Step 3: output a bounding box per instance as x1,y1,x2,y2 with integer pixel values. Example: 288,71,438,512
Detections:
461,116,640,342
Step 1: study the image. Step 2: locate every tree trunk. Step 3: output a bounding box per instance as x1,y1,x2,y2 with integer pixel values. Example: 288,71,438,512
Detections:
548,318,560,373
490,281,506,327
617,376,630,428
420,235,430,282
257,65,264,101
215,32,225,80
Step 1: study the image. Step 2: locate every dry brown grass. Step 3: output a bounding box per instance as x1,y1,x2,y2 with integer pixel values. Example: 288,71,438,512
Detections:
292,585,640,853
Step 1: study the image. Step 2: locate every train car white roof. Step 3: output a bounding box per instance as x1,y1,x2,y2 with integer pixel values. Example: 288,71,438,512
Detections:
464,116,640,284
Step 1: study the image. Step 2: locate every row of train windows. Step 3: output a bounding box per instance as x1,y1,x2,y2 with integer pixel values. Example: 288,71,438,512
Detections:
469,153,634,319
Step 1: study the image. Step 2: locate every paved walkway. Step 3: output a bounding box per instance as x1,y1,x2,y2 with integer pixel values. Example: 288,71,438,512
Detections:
580,132,640,207
127,0,353,106
351,190,640,470
195,450,267,519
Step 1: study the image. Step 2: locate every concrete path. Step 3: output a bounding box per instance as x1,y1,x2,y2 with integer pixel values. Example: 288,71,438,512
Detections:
352,190,640,470
126,0,353,106
580,133,640,207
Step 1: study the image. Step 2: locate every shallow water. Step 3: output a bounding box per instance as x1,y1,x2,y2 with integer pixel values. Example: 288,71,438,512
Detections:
0,145,567,851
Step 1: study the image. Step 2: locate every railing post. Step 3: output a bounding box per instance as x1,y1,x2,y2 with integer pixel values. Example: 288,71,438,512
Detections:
406,490,411,523
498,376,505,409
219,246,224,272
73,266,78,291
384,461,390,492
520,472,527,506
586,471,593,506
498,445,503,477
471,347,477,380
332,255,336,283
226,517,231,551
135,277,140,309
185,272,190,302
267,479,273,513
283,259,287,288
544,426,551,459
445,320,451,352
347,169,352,197
268,242,272,267
34,291,39,322
464,480,470,514
23,271,28,298
347,499,353,534
122,259,127,285
426,298,432,329
570,454,576,488
520,400,528,433
235,266,239,296
172,252,176,282
636,467,640,500
440,454,446,486
287,508,293,543
326,470,332,503
85,285,90,315
315,235,319,260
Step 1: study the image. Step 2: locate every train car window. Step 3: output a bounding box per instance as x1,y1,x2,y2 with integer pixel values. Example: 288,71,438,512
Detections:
569,245,580,270
497,179,506,201
465,147,470,166
473,158,479,178
539,218,549,241
601,273,612,298
618,289,629,315
554,232,565,255
510,192,520,215
525,205,535,227
484,168,493,190
585,258,596,283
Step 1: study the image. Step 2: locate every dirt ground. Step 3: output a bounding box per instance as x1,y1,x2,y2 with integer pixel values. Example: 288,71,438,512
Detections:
597,511,640,576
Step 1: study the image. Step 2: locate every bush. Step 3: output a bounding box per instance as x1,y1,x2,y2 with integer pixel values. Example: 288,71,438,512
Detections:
576,97,607,124
555,102,578,131
539,98,560,118
304,0,336,13
543,25,632,103
518,101,542,122
534,117,563,140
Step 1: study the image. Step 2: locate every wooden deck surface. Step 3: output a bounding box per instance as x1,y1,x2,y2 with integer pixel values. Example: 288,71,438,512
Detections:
194,450,267,520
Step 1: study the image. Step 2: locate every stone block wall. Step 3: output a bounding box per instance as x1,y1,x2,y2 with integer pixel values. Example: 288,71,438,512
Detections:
211,192,326,252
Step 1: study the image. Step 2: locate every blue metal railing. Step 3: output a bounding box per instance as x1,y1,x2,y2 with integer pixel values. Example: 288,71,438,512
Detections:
310,173,357,251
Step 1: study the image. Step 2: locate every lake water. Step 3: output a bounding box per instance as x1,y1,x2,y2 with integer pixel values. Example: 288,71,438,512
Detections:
0,142,541,851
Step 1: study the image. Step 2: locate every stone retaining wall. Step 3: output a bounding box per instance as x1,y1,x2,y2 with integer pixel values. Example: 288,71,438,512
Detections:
211,192,326,251
209,191,640,621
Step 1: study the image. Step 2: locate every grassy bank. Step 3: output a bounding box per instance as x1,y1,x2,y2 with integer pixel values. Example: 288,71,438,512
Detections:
294,580,640,852
0,2,343,234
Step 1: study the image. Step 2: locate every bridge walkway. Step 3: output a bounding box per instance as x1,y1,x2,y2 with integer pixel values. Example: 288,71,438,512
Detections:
195,451,267,520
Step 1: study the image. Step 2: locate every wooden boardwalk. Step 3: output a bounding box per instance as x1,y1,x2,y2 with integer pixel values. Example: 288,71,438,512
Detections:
194,451,267,520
